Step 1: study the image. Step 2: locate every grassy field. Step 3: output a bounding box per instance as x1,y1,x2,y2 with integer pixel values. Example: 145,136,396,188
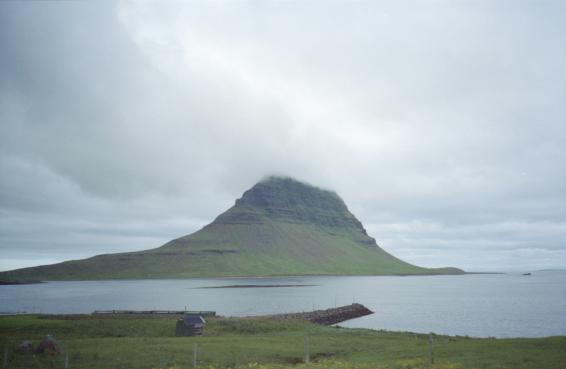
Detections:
0,314,564,369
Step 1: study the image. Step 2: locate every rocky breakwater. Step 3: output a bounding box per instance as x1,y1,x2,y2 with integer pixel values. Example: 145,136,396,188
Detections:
268,303,374,325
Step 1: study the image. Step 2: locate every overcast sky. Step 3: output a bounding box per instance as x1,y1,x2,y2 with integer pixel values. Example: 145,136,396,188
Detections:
1,1,565,273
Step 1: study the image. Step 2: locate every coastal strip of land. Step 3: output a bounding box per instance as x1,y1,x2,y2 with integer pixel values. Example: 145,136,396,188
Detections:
0,280,43,285
1,312,564,369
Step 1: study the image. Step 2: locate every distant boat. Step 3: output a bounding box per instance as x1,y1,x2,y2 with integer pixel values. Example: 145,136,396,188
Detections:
522,272,531,276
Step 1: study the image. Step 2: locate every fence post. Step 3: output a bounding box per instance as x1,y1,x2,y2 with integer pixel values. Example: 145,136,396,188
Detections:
429,333,434,364
192,342,197,369
3,347,7,369
64,353,69,369
304,336,310,364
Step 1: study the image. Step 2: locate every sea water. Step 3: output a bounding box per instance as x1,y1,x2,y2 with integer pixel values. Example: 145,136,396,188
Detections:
1,272,565,338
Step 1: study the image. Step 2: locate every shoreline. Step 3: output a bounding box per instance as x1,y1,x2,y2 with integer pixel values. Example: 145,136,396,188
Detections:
0,312,563,339
0,273,489,283
0,280,44,285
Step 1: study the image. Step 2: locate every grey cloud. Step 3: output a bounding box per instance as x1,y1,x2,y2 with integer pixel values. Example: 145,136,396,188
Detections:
1,0,565,271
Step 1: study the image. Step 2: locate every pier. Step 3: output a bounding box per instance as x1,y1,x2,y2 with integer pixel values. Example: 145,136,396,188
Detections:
265,303,373,325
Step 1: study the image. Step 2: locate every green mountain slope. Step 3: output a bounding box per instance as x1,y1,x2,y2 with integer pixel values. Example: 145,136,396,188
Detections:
0,177,463,280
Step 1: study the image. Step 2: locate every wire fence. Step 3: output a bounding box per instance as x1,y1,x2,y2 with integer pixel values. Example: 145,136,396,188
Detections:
2,333,439,369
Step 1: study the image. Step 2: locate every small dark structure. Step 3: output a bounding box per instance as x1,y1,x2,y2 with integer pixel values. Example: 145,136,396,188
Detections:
176,314,206,336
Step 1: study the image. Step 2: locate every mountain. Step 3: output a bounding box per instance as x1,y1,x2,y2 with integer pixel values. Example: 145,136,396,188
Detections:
0,177,463,280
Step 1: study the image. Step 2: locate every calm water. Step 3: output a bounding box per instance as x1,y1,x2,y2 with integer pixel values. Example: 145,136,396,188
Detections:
1,273,565,338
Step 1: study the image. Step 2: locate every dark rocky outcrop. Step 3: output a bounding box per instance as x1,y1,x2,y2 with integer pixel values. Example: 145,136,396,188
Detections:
223,177,369,231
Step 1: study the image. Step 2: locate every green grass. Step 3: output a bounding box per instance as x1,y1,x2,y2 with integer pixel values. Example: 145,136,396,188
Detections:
1,315,564,369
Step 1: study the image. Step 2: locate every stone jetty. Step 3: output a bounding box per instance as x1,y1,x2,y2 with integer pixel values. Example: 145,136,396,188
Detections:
266,303,373,325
